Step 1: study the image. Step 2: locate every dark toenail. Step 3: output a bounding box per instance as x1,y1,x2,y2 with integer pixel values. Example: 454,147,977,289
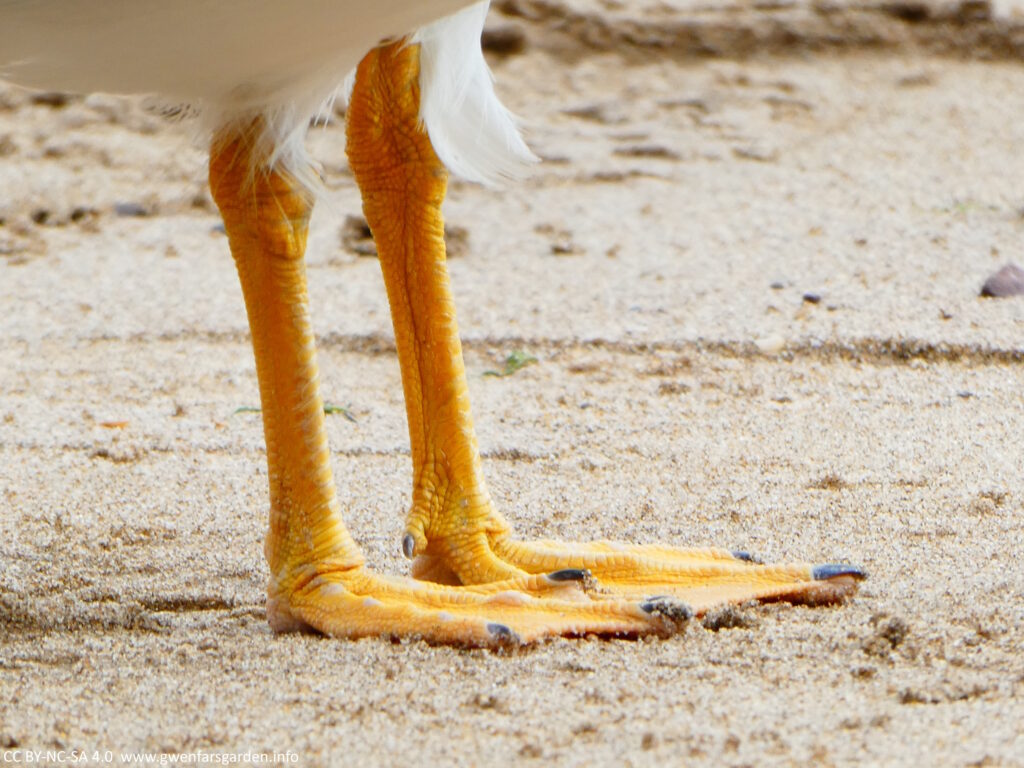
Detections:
732,550,760,563
812,563,867,581
402,533,415,559
547,568,589,582
640,598,693,622
487,623,519,643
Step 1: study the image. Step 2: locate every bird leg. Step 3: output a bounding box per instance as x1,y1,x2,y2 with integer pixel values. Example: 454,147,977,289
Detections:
347,41,864,614
209,119,688,645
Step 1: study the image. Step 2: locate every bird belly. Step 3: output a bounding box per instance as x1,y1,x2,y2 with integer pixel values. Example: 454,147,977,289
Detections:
0,0,475,107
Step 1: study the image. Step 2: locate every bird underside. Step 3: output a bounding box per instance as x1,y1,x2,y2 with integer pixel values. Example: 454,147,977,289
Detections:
208,39,864,648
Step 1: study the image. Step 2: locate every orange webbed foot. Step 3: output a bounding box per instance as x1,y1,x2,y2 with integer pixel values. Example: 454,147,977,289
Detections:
268,564,692,647
408,530,864,616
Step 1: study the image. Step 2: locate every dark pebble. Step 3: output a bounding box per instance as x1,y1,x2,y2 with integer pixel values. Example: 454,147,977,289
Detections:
114,202,151,218
481,24,527,56
980,263,1024,298
70,206,97,223
340,214,376,256
802,292,822,304
30,92,70,108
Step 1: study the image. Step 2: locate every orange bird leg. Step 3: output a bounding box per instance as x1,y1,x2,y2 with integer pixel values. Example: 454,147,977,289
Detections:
208,96,685,647
347,42,864,614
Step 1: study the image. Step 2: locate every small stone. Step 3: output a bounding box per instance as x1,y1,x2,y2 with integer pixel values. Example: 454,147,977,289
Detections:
802,292,822,304
70,206,97,224
883,2,931,23
980,263,1024,298
481,24,527,56
755,334,786,354
551,239,581,256
114,201,150,218
30,91,70,108
341,214,376,256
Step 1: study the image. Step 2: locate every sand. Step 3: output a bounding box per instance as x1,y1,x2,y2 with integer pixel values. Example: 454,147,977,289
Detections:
2,1,1023,765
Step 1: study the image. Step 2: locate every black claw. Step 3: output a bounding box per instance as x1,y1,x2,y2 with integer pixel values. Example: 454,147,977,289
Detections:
401,533,415,560
547,568,590,583
732,550,758,563
812,563,867,581
487,623,520,644
640,597,693,623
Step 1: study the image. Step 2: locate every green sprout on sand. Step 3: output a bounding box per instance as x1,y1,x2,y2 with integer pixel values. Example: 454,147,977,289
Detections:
484,350,538,378
323,403,358,422
234,403,357,422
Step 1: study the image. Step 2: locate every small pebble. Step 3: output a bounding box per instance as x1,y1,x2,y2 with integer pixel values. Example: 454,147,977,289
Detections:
551,239,581,255
30,91,70,108
755,335,786,354
802,292,822,304
980,263,1024,298
481,24,527,56
114,202,150,218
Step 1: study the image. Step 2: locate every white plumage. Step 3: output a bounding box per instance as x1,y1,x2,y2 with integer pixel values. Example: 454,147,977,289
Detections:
413,4,534,183
0,0,533,183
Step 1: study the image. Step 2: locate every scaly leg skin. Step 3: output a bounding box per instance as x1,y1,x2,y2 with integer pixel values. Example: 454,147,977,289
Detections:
208,114,689,647
347,41,865,617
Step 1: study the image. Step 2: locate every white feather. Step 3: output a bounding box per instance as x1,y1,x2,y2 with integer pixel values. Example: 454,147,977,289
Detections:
0,0,530,183
414,3,536,184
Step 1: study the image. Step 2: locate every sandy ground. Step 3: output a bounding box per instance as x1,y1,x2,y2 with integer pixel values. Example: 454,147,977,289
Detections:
2,1,1024,765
